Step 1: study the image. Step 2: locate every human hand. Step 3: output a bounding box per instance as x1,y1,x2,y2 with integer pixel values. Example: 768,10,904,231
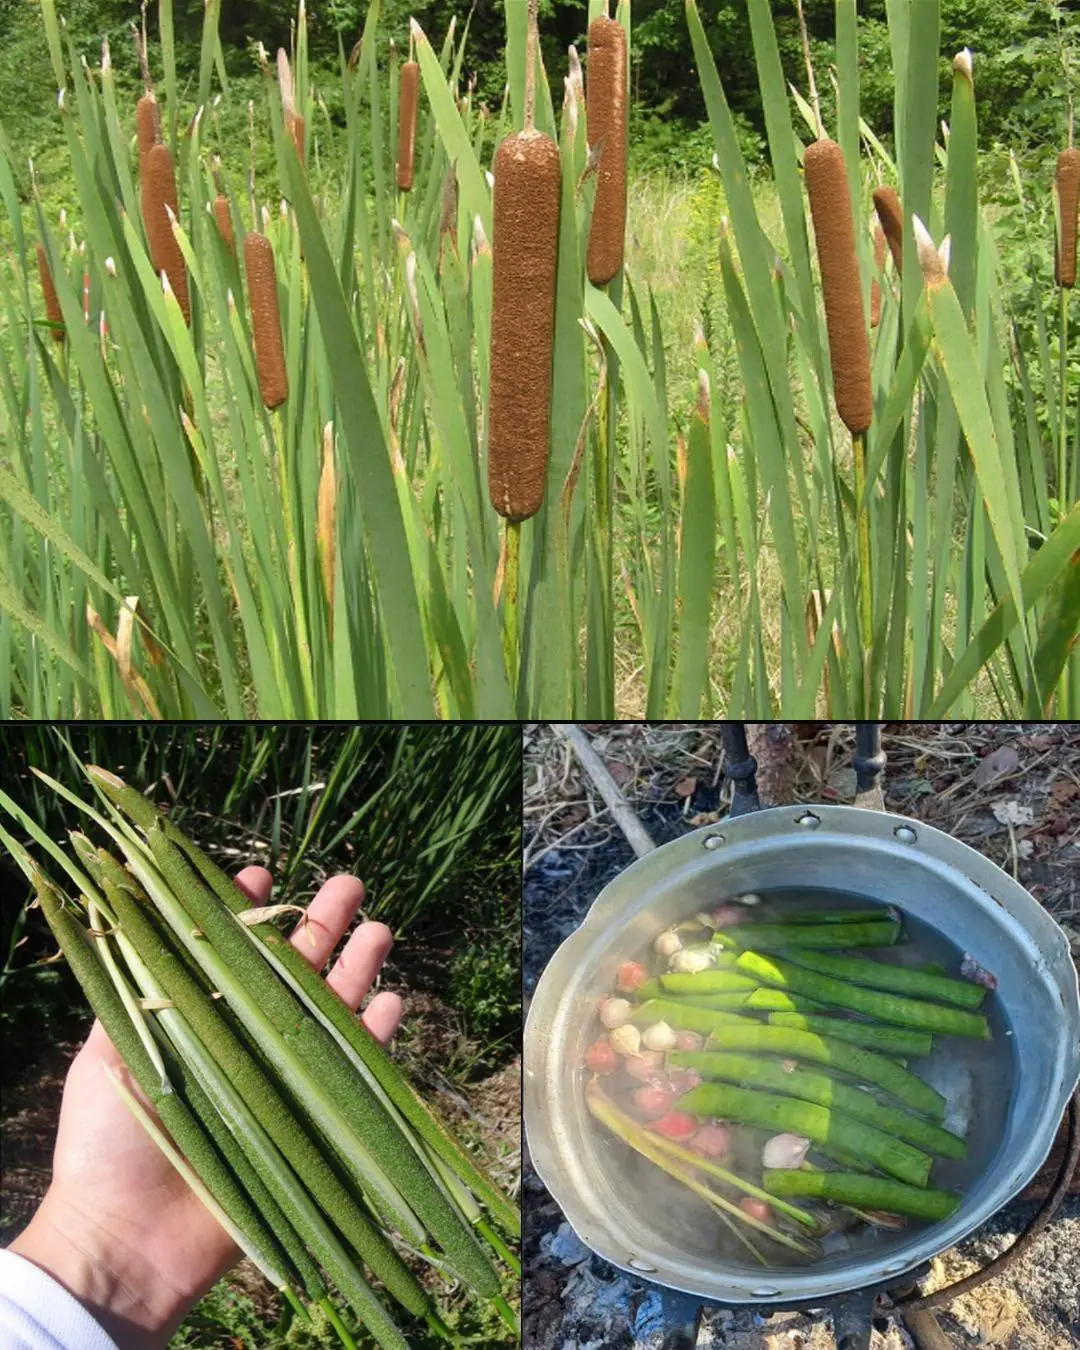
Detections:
11,869,402,1350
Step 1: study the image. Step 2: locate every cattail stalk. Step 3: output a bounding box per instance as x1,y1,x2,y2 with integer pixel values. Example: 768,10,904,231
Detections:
397,58,419,192
487,0,560,524
141,142,190,324
245,232,288,410
1056,148,1079,288
805,136,874,672
585,14,628,285
36,243,65,342
872,186,904,276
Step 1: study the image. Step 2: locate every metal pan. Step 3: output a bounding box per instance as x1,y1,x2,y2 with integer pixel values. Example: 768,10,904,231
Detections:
524,804,1080,1305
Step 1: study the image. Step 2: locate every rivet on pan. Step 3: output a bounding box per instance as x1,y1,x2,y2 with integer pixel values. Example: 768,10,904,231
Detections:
894,825,918,844
703,834,725,850
627,1257,657,1272
751,1286,780,1297
795,811,820,830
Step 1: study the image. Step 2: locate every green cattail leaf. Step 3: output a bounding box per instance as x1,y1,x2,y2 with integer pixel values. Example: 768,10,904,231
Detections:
669,373,715,717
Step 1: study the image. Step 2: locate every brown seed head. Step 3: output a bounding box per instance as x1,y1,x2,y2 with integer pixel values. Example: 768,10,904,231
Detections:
36,243,66,341
805,138,873,436
136,93,160,174
213,194,235,255
244,231,288,410
870,222,886,328
141,142,190,324
1056,148,1080,289
488,131,561,521
585,16,628,285
872,186,904,276
397,60,419,192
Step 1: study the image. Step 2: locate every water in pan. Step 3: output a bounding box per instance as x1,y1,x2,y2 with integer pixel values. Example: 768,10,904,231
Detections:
582,886,1016,1270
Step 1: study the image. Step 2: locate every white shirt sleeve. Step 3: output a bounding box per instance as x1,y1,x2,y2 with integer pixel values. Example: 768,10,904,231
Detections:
0,1250,119,1350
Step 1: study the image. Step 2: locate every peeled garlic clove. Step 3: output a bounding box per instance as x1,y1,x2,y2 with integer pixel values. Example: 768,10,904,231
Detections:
624,1051,665,1081
694,911,717,929
654,930,682,957
669,947,713,975
642,1020,678,1053
609,1023,642,1057
599,997,632,1029
762,1132,812,1169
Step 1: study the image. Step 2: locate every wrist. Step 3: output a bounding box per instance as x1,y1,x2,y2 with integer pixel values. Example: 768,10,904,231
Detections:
11,1188,191,1350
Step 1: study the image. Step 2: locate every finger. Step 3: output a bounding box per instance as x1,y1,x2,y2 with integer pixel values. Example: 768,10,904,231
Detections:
233,866,273,907
361,990,404,1045
326,920,393,1009
289,874,366,971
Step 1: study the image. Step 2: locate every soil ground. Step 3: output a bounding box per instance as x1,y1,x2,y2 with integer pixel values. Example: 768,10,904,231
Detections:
523,722,1080,1350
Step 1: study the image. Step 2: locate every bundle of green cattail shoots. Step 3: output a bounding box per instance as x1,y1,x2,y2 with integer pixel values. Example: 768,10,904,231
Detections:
584,896,994,1265
0,767,520,1349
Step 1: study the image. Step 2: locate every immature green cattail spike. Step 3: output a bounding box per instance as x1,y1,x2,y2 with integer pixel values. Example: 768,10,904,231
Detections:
36,243,65,341
805,138,873,436
870,222,887,329
135,92,160,174
487,0,561,522
397,60,419,192
141,142,190,324
872,185,904,275
212,193,235,254
244,231,288,410
585,15,628,285
1055,147,1080,288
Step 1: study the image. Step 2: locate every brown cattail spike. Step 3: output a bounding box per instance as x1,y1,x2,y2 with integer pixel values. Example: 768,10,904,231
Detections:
141,142,190,324
244,232,288,410
585,17,628,286
213,195,235,255
805,138,873,437
872,186,904,276
1056,148,1080,289
288,111,306,168
870,222,886,328
136,93,160,174
36,243,65,341
397,60,419,192
488,132,561,521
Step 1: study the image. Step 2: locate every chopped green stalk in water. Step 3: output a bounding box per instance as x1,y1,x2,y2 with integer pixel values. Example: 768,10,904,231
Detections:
743,989,829,1013
670,1052,968,1159
660,970,760,994
763,1169,960,1221
700,1022,947,1118
766,1012,933,1058
778,950,987,1009
630,998,750,1035
676,1082,933,1187
711,919,902,950
736,952,991,1040
766,909,894,925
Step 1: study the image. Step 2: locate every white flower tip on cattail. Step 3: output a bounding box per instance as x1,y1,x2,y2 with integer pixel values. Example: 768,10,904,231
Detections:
447,14,456,41
261,204,272,231
57,88,66,111
409,17,424,41
161,269,174,298
912,214,948,289
226,287,236,313
485,170,495,189
280,198,289,220
939,234,952,275
712,152,721,173
60,208,67,227
193,105,205,133
213,93,222,109
104,256,117,277
102,39,111,72
164,202,177,226
953,48,973,82
473,214,489,253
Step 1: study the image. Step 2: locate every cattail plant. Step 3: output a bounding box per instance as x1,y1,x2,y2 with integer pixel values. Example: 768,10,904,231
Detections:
804,136,874,678
872,186,904,275
213,194,235,254
1056,148,1079,288
136,93,160,173
141,142,190,324
870,222,887,328
36,243,65,341
277,48,305,168
397,55,419,192
585,9,628,285
245,232,288,410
